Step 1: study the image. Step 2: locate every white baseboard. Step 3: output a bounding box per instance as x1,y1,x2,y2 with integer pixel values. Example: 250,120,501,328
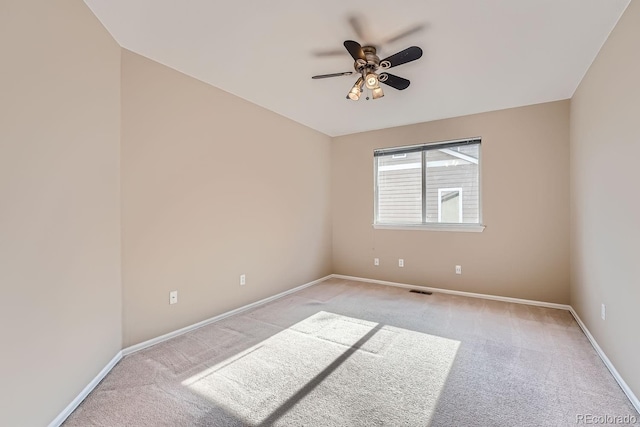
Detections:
335,274,639,413
331,274,571,310
122,274,332,356
49,351,122,427
50,274,331,426
569,308,640,414
50,273,638,426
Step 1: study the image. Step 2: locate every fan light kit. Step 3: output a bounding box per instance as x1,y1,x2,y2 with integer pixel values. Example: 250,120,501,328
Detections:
348,77,364,100
312,40,423,101
365,72,379,89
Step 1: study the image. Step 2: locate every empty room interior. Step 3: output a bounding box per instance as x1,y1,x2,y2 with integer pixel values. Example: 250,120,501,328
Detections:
2,0,640,426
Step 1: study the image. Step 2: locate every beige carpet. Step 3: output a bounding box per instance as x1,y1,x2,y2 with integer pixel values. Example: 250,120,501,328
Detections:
63,278,638,426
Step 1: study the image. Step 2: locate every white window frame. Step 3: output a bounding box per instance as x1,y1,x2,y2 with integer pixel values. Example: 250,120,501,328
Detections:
438,187,463,223
373,137,485,232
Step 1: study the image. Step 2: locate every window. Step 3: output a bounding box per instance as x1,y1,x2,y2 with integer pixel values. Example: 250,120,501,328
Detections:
374,138,483,231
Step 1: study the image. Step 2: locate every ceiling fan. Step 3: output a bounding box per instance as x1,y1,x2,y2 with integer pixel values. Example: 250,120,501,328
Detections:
312,40,423,101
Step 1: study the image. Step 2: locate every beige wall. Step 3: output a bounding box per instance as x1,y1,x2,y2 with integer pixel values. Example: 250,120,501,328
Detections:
570,0,639,401
332,101,570,304
120,51,333,347
2,0,636,422
0,1,122,426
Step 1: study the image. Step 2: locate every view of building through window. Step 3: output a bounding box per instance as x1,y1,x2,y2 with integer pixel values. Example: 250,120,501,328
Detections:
374,139,480,226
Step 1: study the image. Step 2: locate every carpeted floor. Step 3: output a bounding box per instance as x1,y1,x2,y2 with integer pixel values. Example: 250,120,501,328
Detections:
63,278,638,426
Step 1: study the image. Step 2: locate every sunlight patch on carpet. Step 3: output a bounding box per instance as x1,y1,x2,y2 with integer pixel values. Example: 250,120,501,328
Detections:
182,311,460,426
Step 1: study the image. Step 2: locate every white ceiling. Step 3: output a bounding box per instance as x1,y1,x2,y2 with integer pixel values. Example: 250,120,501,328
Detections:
84,0,629,137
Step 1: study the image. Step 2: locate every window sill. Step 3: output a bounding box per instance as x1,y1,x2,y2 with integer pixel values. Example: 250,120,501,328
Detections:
373,223,486,233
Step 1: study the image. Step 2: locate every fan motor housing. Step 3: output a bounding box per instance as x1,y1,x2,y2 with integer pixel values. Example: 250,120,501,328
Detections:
354,46,381,74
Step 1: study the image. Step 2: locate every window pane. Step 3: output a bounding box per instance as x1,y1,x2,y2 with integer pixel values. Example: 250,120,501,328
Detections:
425,144,479,223
439,189,461,222
376,152,422,224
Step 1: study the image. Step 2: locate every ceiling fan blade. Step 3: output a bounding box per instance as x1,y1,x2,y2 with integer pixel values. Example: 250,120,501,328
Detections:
380,46,423,69
311,71,354,79
379,73,410,90
348,16,368,42
381,24,426,45
344,40,365,61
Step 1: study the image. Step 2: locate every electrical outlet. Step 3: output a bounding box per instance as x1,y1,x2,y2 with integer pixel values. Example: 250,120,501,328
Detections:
169,291,178,305
240,274,246,286
398,259,404,268
455,265,462,275
374,258,379,266
601,304,606,320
